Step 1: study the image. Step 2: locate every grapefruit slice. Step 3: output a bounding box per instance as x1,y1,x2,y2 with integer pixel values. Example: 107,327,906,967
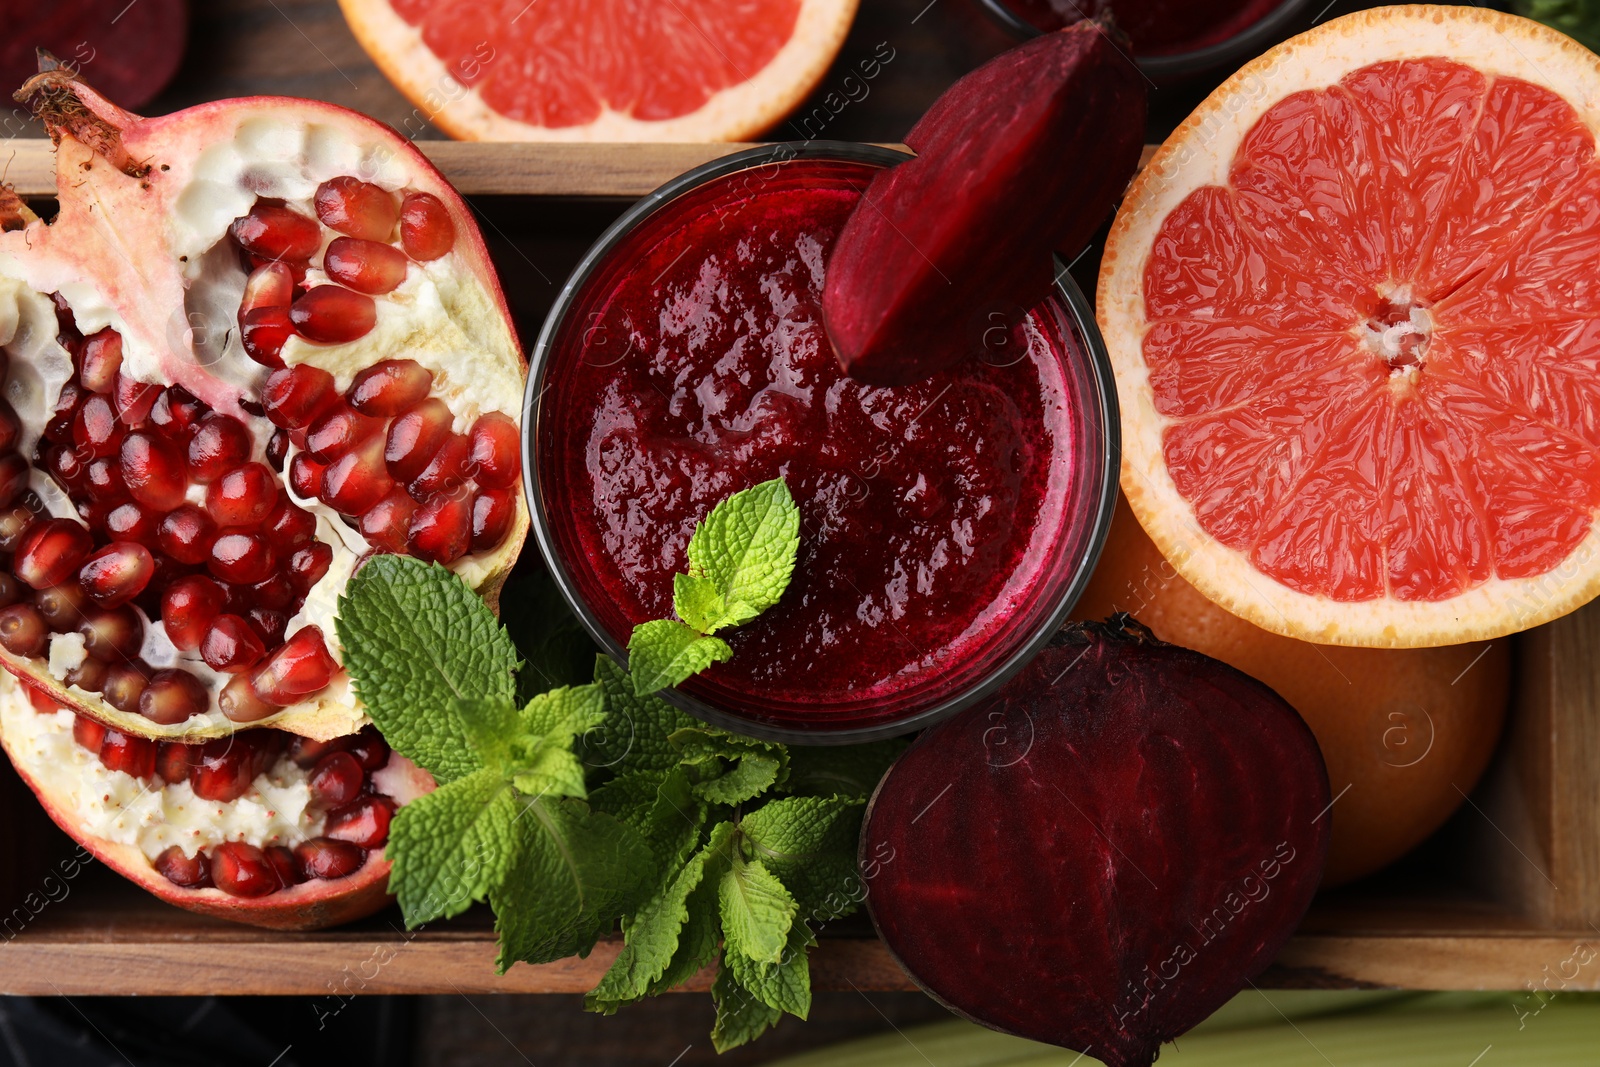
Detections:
338,0,858,141
1100,5,1600,647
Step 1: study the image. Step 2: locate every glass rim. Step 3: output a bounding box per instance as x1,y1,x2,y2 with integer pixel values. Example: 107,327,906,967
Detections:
521,140,1121,746
974,0,1318,80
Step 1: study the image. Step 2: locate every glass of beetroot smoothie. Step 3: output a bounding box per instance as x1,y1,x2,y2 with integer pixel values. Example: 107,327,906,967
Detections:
978,0,1316,82
525,144,1117,743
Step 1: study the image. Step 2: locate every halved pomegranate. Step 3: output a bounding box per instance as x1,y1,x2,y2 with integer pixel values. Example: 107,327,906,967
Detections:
0,673,435,929
0,66,528,747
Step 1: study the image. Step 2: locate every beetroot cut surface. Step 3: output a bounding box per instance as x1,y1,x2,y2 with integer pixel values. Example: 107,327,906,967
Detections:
823,22,1146,386
860,617,1330,1067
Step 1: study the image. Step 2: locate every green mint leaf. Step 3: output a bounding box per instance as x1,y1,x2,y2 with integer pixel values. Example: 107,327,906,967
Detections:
628,620,731,696
491,797,653,972
673,573,727,636
453,698,522,771
782,739,906,800
711,966,783,1053
673,729,789,805
741,795,865,922
387,768,521,926
650,868,723,995
679,477,800,634
724,921,815,1019
508,684,607,799
586,839,714,1012
589,766,705,871
719,856,797,966
336,556,518,785
583,655,700,774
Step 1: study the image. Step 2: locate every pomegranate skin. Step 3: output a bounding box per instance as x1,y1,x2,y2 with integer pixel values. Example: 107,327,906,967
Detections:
861,618,1330,1067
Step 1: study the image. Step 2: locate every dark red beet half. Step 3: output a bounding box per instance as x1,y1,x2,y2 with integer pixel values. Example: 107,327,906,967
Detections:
0,1,189,110
823,23,1146,386
860,617,1330,1067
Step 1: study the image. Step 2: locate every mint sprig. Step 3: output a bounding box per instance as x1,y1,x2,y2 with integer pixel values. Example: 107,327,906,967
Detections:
337,482,901,1053
628,478,800,695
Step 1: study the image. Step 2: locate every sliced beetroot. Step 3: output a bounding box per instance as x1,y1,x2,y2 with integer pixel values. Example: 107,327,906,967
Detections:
860,617,1329,1067
823,23,1146,385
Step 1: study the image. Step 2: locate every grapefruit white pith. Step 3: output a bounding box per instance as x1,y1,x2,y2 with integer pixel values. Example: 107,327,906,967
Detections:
339,0,859,142
1100,5,1600,647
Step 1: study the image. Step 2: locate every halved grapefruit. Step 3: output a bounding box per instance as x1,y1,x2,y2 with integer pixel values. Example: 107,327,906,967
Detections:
339,0,858,141
1100,4,1600,648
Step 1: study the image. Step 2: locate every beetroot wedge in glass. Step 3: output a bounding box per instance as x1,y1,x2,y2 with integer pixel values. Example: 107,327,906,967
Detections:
861,617,1330,1067
823,23,1146,385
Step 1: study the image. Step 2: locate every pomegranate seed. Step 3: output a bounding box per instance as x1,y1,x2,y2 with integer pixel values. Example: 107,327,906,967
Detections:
162,575,226,651
208,531,276,585
347,726,391,772
45,382,85,441
324,237,408,295
250,625,336,705
113,374,160,428
14,519,93,589
191,737,260,800
210,842,278,898
408,495,471,564
296,837,366,881
72,394,124,458
201,614,266,673
325,795,396,850
288,542,332,592
101,662,151,712
262,365,337,428
470,488,516,553
262,498,316,551
65,655,109,692
44,444,88,491
247,608,288,647
0,574,21,609
290,736,350,768
360,490,416,552
186,414,253,484
0,454,28,510
399,192,455,260
240,307,293,368
77,607,143,660
310,751,364,807
349,360,433,418
99,729,158,778
157,742,192,784
0,604,47,656
467,412,520,488
322,435,393,514
231,203,322,261
290,285,376,345
408,433,469,500
305,404,381,462
25,684,64,714
240,260,293,313
248,573,296,611
315,176,399,241
266,845,301,888
34,582,88,630
149,386,206,440
0,398,21,453
157,505,216,565
73,715,107,753
218,673,277,722
78,542,155,608
139,669,209,725
154,846,210,889
266,429,289,471
289,453,327,499
385,398,452,482
0,501,36,553
205,463,277,527
121,433,187,510
78,329,123,394
83,458,128,505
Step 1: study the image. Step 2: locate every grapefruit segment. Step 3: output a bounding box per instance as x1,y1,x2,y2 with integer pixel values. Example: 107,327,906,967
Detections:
340,0,856,141
1101,5,1600,646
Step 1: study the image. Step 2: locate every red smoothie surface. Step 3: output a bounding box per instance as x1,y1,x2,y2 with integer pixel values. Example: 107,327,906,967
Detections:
539,158,1084,720
1006,0,1283,55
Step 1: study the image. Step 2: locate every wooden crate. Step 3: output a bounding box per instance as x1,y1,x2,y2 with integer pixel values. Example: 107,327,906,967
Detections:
0,142,1595,997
